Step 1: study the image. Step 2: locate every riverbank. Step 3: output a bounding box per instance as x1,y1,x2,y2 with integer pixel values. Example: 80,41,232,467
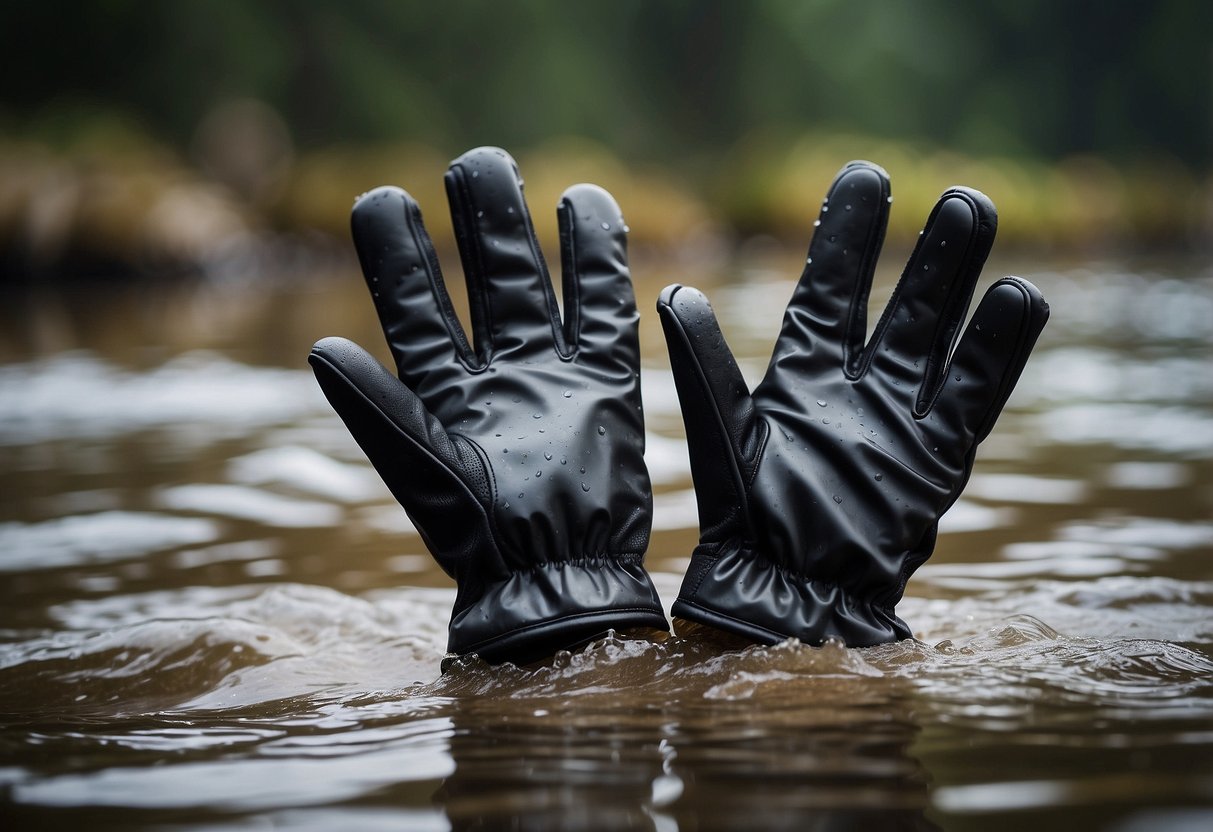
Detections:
2,129,1209,282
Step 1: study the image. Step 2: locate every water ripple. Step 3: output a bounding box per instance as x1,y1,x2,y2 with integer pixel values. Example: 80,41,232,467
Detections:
0,351,326,446
0,511,221,572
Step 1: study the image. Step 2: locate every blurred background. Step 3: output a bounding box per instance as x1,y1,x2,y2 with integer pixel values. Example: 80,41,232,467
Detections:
1,0,1209,283
3,4,1213,828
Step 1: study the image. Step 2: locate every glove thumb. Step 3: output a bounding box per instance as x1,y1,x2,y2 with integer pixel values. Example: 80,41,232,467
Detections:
309,336,493,580
656,285,762,541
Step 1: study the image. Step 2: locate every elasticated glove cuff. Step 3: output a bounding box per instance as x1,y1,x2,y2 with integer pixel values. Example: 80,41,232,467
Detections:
671,541,912,647
450,556,667,664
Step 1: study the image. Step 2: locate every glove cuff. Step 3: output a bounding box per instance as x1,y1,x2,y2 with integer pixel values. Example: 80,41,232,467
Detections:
671,541,912,647
447,557,668,664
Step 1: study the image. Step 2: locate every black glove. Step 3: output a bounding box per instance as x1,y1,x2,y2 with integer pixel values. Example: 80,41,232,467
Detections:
310,147,667,665
658,161,1049,647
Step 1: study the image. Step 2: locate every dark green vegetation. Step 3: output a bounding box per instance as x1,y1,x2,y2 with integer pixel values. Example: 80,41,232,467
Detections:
4,0,1206,165
1,1,1209,276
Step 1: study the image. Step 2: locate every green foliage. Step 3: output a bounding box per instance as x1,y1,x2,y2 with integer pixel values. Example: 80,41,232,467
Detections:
2,1,1209,274
1,1,1209,167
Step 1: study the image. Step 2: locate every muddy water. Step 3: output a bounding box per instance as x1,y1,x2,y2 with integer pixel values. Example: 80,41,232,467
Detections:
1,255,1211,830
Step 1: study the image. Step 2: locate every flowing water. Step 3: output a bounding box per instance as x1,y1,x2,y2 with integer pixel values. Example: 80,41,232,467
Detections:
1,253,1211,830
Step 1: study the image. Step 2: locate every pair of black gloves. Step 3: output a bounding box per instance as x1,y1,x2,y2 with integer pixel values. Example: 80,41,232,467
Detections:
310,147,1049,666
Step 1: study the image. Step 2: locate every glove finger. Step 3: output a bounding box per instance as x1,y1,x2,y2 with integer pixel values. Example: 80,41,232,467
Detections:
865,187,996,413
351,186,474,393
928,277,1049,448
657,284,763,541
444,147,563,362
558,183,639,374
308,336,499,582
309,335,461,479
764,162,890,385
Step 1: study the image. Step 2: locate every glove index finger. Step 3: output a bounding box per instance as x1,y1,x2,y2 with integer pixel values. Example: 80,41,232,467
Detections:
351,187,474,389
865,187,995,411
770,161,890,380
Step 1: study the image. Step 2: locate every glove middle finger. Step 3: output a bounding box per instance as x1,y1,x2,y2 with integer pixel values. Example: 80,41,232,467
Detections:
444,147,564,363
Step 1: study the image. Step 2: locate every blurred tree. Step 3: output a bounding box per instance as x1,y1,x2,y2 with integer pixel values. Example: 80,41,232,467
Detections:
0,0,1208,165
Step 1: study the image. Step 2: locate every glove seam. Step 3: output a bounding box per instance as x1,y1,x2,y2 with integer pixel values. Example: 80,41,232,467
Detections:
861,432,952,492
403,197,477,369
449,432,495,507
683,545,721,597
840,166,890,378
556,196,582,361
853,188,978,387
744,420,771,489
510,159,568,355
890,547,931,609
445,163,495,366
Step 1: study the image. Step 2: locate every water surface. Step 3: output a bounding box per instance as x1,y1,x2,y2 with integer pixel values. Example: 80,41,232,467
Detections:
1,256,1211,830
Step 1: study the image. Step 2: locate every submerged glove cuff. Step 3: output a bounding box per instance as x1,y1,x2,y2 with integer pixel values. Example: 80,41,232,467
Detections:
671,541,913,647
450,556,667,664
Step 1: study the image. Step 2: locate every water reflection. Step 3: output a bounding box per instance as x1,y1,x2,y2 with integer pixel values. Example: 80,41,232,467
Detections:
435,638,934,831
1,259,1212,828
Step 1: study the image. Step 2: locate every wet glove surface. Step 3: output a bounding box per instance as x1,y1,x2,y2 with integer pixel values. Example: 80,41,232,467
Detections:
659,161,1049,646
310,147,667,664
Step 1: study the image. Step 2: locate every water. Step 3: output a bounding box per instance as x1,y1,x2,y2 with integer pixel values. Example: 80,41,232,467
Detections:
1,257,1212,829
